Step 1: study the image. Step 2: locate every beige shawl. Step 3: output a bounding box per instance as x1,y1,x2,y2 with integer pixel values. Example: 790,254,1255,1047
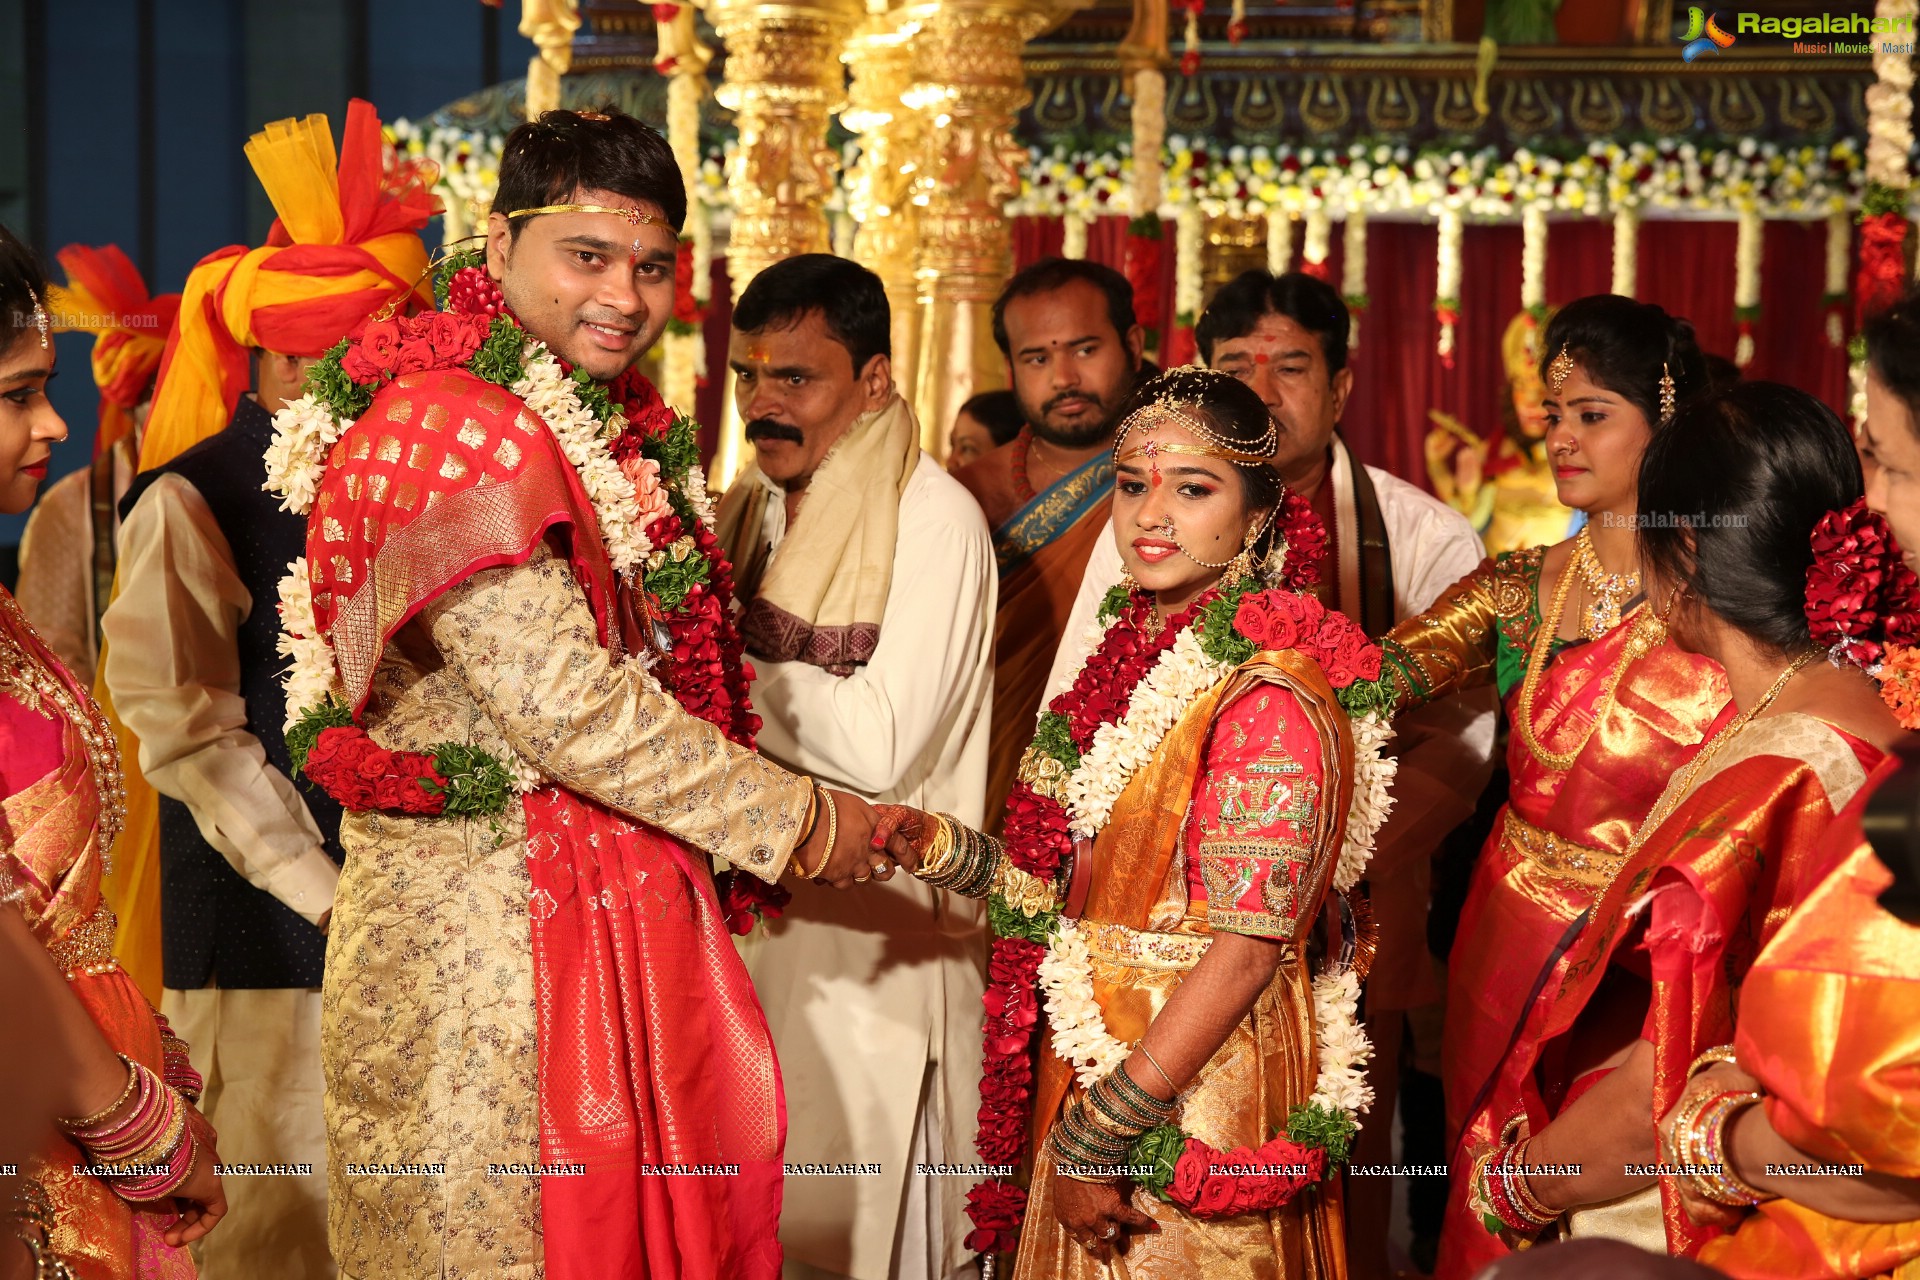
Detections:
715,394,920,670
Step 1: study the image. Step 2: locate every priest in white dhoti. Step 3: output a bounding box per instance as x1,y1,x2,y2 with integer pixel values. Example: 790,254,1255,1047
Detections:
1042,270,1496,1280
715,254,995,1280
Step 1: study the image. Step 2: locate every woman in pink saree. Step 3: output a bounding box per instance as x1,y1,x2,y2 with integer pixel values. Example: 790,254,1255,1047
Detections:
0,225,226,1277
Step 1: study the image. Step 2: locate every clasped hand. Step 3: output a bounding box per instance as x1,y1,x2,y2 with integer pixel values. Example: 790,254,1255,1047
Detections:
789,793,929,888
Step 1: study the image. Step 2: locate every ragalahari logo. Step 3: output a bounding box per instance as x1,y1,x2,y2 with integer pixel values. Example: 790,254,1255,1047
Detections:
1680,7,1737,60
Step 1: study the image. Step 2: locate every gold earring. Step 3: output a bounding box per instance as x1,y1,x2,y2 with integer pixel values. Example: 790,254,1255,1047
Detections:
1658,362,1677,425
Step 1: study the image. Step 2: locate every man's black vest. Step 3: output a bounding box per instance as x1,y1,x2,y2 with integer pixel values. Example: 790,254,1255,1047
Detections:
121,397,344,989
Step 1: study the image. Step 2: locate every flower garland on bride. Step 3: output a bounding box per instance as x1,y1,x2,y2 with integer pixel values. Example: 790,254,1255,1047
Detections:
963,493,1400,1256
263,246,785,932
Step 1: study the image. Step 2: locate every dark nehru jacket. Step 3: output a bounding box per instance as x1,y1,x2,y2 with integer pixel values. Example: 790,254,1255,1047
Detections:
120,396,345,989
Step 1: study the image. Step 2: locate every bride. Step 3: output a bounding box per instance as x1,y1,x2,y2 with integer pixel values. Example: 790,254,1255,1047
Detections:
878,366,1396,1278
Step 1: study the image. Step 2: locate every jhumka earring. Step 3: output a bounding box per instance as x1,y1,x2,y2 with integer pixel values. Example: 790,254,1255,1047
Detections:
1658,361,1677,425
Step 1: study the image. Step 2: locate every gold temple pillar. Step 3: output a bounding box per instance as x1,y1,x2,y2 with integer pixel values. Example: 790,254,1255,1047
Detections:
1203,215,1267,311
708,0,861,299
706,0,861,483
903,0,1073,458
841,12,925,404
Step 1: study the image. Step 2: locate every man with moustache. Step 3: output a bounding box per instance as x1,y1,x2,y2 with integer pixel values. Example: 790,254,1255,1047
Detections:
1045,269,1495,1280
953,258,1144,827
715,254,994,1280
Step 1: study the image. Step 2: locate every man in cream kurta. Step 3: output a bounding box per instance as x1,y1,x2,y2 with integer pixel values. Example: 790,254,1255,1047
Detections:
716,254,995,1280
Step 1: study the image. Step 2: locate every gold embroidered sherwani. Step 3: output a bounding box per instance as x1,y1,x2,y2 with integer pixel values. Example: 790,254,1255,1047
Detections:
322,549,812,1280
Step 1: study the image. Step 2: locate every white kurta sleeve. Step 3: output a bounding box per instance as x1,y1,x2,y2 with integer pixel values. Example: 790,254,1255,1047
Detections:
749,465,997,816
1038,516,1125,712
102,474,339,926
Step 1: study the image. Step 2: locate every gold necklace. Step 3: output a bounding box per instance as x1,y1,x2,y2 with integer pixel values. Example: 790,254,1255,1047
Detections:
1514,552,1661,773
1572,525,1639,640
0,590,127,859
1619,648,1818,862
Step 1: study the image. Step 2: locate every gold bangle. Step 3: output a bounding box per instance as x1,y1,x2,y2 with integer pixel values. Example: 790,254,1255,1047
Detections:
808,787,839,881
1136,1042,1178,1094
59,1055,138,1132
1687,1045,1737,1079
798,783,821,845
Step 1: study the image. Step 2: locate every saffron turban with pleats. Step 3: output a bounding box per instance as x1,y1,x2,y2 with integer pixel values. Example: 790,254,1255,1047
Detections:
141,98,437,469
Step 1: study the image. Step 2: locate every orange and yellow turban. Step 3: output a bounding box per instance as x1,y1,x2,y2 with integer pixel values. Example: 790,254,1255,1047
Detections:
140,97,438,470
45,245,181,459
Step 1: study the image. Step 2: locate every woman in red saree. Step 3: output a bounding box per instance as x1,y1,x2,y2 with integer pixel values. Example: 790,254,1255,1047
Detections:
1374,297,1729,1279
1464,383,1906,1264
0,226,226,1276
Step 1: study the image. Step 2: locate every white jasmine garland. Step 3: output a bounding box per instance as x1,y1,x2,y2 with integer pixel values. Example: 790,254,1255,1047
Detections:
1302,208,1332,273
1342,211,1368,349
276,559,339,730
1062,213,1089,260
1435,208,1463,361
1267,210,1294,274
1611,204,1639,297
1734,206,1763,367
1175,207,1205,322
1867,0,1915,191
1520,204,1547,313
510,342,651,579
1307,969,1373,1115
1826,209,1851,347
263,394,350,516
1039,919,1135,1087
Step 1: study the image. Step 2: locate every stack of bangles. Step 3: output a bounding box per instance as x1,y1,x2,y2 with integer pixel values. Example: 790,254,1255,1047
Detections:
56,1055,198,1202
1051,1066,1177,1182
1666,1046,1771,1208
1475,1126,1559,1236
906,812,1000,898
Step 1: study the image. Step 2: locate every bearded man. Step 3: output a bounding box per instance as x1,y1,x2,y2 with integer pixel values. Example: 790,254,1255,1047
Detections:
715,254,994,1280
279,109,890,1280
952,258,1144,829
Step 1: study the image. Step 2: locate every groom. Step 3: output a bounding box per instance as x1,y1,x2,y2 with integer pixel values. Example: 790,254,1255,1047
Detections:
302,108,895,1280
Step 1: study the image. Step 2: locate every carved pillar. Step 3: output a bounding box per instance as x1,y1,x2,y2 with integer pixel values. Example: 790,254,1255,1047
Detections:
904,0,1070,459
520,0,581,119
841,13,926,403
707,0,860,482
708,0,860,299
1203,215,1266,311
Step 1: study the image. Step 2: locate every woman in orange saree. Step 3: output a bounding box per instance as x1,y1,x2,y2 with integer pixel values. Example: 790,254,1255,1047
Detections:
1374,297,1729,1279
0,226,226,1277
1642,291,1920,1280
1462,383,1906,1265
879,369,1397,1278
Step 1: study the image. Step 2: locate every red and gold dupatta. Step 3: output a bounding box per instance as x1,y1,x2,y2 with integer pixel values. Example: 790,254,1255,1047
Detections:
310,370,784,1278
1,588,191,1279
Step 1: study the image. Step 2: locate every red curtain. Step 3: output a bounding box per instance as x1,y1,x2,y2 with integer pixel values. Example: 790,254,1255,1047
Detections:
1008,213,1854,494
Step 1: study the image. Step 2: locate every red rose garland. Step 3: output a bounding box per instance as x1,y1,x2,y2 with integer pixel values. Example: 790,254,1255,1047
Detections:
294,262,789,920
1166,1135,1325,1218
